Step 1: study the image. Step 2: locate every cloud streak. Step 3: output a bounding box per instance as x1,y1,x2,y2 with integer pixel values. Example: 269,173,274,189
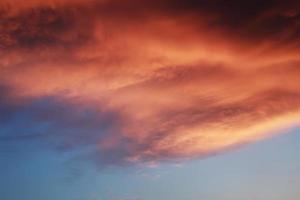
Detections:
1,0,300,166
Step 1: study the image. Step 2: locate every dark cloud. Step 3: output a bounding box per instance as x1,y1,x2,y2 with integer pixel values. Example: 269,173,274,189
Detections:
91,0,300,42
160,0,300,44
1,0,300,52
0,4,94,50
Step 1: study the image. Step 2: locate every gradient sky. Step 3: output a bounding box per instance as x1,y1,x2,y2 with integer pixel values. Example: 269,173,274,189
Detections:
1,0,300,200
1,128,300,200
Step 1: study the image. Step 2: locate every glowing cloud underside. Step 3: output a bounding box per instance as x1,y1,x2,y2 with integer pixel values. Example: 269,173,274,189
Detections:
1,0,300,165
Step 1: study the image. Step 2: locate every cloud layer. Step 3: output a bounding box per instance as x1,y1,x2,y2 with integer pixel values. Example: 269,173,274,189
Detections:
1,0,300,166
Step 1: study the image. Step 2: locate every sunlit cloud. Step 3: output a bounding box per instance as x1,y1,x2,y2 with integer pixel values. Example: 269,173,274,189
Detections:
1,0,300,166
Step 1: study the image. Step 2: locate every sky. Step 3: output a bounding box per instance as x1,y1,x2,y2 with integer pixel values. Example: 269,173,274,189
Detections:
0,0,300,200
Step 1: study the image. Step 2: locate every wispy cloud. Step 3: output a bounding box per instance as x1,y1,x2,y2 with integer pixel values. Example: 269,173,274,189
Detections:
1,0,300,167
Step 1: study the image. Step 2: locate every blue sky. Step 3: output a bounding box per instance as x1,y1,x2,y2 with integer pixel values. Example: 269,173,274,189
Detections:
1,128,299,200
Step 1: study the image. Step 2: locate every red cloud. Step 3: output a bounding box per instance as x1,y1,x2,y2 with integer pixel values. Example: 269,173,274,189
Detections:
1,0,300,166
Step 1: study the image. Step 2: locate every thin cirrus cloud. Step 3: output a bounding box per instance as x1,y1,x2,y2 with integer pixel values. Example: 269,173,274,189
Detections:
0,0,300,166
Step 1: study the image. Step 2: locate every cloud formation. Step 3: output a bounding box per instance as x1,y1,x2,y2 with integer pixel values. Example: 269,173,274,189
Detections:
1,0,300,166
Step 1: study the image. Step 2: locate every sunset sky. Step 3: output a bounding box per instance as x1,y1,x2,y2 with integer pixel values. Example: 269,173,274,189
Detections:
0,1,300,200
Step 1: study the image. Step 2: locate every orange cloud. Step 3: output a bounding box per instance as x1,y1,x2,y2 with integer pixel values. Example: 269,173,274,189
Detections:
1,0,300,166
